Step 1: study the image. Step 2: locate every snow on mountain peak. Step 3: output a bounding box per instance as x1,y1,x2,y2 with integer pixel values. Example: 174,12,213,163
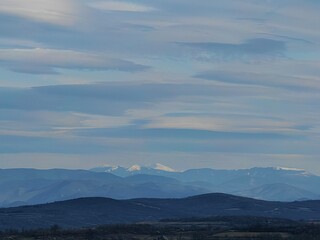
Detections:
275,166,305,171
153,163,176,172
128,165,141,172
126,163,176,172
274,167,312,176
110,166,120,171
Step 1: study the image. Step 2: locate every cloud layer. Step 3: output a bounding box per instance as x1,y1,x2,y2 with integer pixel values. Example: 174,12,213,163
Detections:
0,0,79,25
88,1,155,12
0,0,319,172
0,48,149,74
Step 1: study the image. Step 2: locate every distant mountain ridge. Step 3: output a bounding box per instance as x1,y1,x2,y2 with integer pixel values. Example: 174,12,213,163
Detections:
1,193,320,230
91,164,320,201
0,165,319,207
0,168,208,207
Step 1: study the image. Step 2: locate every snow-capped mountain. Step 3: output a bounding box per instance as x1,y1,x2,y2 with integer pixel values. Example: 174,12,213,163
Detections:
91,164,320,201
0,165,318,208
91,163,177,177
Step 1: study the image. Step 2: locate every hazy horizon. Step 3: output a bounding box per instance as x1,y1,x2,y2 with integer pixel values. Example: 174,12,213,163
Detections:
0,1,319,173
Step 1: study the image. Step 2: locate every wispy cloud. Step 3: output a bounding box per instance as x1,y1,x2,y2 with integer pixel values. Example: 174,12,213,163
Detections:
0,48,149,74
0,0,79,26
143,116,304,135
88,1,155,12
0,0,319,171
178,38,286,61
194,70,320,91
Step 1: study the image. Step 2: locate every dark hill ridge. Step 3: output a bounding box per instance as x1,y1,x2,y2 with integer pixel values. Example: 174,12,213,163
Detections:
0,193,320,230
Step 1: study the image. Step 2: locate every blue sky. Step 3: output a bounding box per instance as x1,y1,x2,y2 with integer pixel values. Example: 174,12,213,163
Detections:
0,0,319,172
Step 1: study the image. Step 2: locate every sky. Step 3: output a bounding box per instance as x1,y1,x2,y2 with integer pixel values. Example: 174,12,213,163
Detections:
0,0,319,172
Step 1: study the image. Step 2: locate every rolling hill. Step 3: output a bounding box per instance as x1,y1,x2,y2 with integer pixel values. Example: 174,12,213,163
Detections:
0,193,320,230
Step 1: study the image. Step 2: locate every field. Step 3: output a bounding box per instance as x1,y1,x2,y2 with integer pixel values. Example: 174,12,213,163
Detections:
1,217,320,240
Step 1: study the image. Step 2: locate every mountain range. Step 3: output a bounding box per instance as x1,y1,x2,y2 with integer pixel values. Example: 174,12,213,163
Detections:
1,193,320,230
91,164,320,201
0,164,320,207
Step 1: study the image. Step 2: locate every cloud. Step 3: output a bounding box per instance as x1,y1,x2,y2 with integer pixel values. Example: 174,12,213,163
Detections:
0,0,79,26
0,81,274,121
194,70,320,91
143,116,303,135
88,1,155,12
178,38,286,61
0,79,316,118
0,48,149,74
0,0,319,171
0,134,112,154
74,127,301,151
0,109,131,137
